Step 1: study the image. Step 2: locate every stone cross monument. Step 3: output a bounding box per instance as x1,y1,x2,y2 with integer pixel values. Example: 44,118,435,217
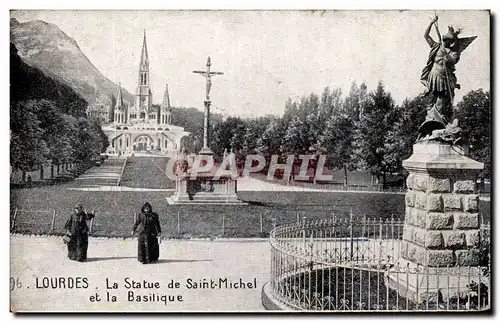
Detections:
193,56,224,156
167,57,244,205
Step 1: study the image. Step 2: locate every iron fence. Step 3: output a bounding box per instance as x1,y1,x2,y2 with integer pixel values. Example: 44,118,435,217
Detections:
10,209,56,234
269,215,491,311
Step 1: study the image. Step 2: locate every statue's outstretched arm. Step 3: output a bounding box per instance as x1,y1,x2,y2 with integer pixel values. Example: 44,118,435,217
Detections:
424,20,437,47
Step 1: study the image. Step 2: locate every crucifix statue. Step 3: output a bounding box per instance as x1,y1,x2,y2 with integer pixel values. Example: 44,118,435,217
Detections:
193,57,224,155
193,57,224,101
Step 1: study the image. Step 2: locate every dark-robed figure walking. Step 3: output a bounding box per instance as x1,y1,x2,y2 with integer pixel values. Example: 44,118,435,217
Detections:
132,202,161,264
64,203,95,262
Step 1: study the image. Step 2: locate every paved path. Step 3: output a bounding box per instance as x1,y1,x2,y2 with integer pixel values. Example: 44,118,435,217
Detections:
68,186,175,192
73,158,124,187
67,176,403,194
10,235,270,312
238,177,405,194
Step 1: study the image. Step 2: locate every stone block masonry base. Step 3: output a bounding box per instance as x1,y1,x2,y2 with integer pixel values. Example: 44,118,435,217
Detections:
392,142,485,303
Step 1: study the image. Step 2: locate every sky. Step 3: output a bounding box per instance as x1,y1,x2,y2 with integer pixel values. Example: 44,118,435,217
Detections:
11,10,490,118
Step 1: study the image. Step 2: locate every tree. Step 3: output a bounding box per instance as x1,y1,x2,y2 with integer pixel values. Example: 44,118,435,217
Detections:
91,118,110,154
344,82,361,120
242,117,271,155
209,117,246,160
383,95,429,182
346,82,368,171
280,115,310,155
355,81,396,187
283,98,298,125
256,118,286,157
382,106,405,176
71,118,108,162
185,126,204,154
230,121,246,155
317,109,355,186
455,89,491,180
10,100,50,178
31,100,73,165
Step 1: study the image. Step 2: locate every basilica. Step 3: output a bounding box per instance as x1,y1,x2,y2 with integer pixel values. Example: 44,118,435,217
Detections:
90,31,189,156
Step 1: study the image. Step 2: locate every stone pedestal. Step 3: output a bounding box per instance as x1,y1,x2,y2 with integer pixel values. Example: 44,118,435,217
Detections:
387,142,484,302
167,167,246,205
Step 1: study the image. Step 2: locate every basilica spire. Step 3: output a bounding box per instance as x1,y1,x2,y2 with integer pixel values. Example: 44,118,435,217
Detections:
161,83,170,110
139,29,149,70
135,30,152,122
160,83,172,125
115,82,124,109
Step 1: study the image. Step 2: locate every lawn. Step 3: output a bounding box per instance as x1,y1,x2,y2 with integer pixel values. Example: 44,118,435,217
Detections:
119,156,175,189
10,185,490,238
10,156,491,238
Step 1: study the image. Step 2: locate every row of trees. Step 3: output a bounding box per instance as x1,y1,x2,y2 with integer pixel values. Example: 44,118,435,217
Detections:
10,43,109,180
184,82,490,187
10,100,109,180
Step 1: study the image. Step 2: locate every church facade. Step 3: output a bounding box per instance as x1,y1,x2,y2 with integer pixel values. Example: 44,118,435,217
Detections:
97,31,189,156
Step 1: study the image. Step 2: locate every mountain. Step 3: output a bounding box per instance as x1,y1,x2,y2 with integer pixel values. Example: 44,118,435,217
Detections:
11,42,87,117
10,18,134,105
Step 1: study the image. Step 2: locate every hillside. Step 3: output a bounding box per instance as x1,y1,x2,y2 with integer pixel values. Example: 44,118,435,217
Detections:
10,18,134,105
10,42,87,117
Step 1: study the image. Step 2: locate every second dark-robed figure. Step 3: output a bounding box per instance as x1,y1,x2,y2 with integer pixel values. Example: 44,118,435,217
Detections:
132,202,162,264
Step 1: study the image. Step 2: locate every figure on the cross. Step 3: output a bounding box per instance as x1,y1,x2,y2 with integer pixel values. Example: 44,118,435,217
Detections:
206,78,211,101
193,56,224,101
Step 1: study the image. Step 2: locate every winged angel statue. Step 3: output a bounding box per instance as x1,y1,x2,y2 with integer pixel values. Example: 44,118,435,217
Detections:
418,14,477,144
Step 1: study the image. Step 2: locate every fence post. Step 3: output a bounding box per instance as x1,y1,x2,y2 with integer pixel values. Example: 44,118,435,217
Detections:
302,215,306,251
177,212,180,234
260,212,263,234
349,210,354,260
222,213,225,236
50,210,56,232
89,216,94,233
11,208,18,230
362,214,366,239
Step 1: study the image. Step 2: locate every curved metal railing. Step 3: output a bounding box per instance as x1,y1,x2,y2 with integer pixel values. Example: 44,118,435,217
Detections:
268,215,490,311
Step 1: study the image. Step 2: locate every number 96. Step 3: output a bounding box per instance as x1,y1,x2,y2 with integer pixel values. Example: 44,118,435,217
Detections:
10,277,22,291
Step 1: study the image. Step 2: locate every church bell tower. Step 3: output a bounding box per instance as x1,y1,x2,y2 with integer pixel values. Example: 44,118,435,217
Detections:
135,30,152,122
